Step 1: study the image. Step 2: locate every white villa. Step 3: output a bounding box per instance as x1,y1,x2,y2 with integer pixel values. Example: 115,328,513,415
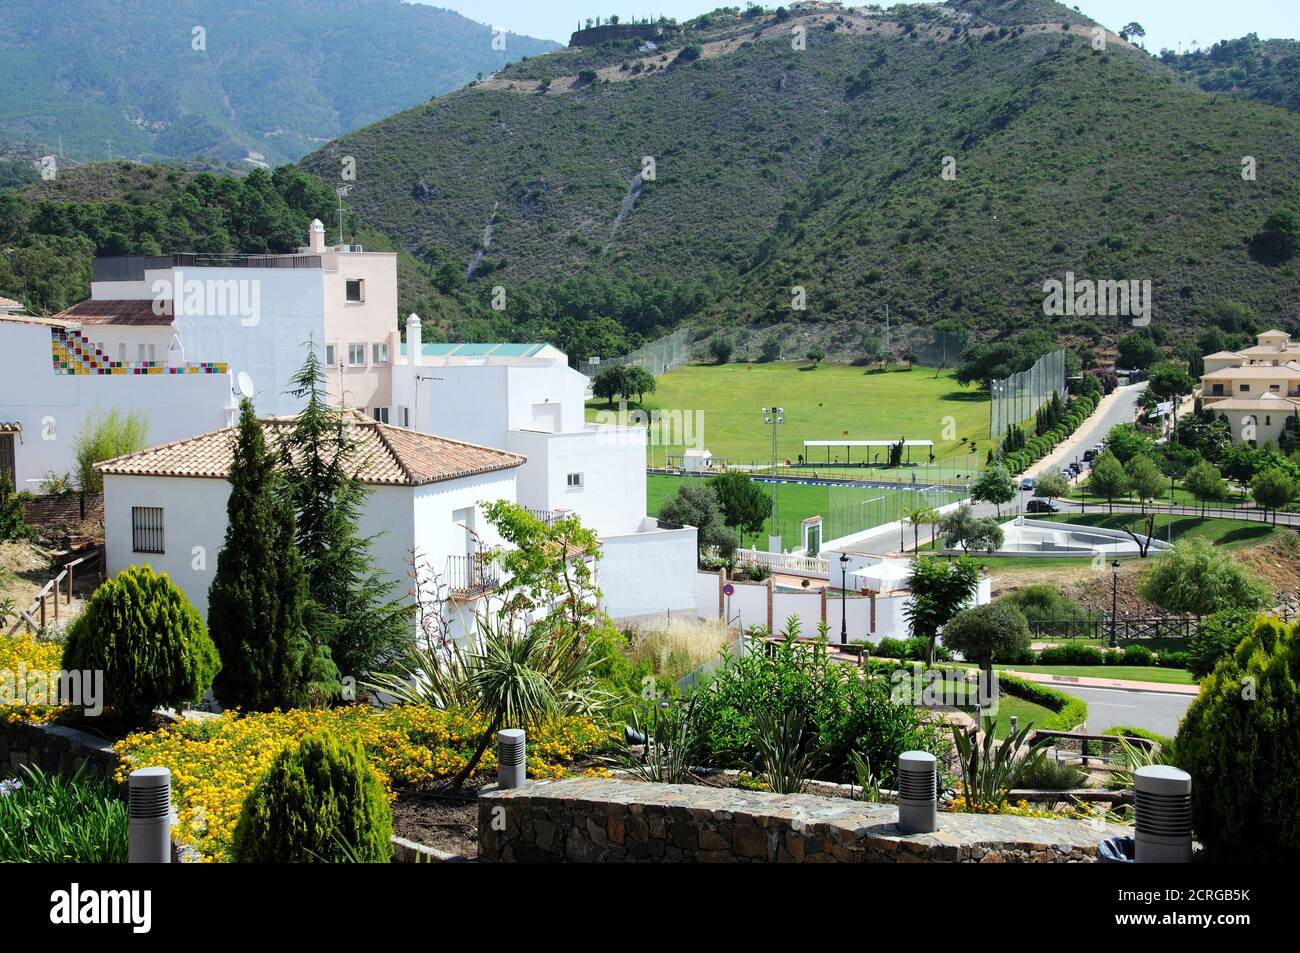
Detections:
1200,328,1300,445
9,221,700,628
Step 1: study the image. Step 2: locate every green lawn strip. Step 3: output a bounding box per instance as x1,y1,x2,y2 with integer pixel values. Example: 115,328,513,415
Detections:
946,659,1195,686
588,362,990,466
1040,511,1277,549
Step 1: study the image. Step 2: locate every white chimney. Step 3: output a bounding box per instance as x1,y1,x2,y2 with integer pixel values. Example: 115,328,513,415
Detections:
307,219,327,253
406,313,422,366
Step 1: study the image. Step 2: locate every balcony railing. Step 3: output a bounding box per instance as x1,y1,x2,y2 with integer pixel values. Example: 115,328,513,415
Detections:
446,552,500,597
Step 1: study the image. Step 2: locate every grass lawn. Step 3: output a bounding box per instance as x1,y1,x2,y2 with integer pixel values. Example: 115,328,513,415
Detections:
588,361,990,468
648,473,964,547
992,664,1195,685
982,695,1060,738
1041,512,1278,550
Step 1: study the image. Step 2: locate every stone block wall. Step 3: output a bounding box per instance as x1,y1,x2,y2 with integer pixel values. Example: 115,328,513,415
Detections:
1,719,120,782
479,778,1130,863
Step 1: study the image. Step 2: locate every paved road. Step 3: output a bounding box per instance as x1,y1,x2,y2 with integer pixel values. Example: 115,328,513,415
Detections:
1046,683,1193,737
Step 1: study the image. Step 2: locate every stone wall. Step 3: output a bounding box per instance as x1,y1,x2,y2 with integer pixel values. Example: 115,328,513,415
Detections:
21,493,103,534
0,719,120,782
479,778,1131,863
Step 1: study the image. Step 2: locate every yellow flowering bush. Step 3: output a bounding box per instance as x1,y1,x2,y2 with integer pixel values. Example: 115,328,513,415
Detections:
946,791,1118,821
114,705,612,861
0,633,67,725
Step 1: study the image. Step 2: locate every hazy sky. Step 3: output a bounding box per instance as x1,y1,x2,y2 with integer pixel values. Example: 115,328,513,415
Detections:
426,1,1297,52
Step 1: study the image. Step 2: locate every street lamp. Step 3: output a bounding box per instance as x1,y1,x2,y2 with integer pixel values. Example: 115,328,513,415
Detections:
1109,560,1121,648
761,406,784,549
839,553,849,645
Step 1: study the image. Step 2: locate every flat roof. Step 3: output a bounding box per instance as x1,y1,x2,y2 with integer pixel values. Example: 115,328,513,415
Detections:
398,342,555,358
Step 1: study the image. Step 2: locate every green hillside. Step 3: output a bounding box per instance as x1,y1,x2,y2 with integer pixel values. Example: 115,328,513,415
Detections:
299,1,1300,360
1161,36,1300,115
0,0,557,166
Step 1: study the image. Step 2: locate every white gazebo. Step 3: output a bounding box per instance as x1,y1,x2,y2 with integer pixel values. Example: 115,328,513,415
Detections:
850,559,913,595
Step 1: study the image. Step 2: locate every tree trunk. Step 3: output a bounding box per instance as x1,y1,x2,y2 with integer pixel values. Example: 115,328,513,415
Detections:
454,714,502,787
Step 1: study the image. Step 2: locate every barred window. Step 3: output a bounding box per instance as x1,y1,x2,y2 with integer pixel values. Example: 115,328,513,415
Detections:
132,506,165,554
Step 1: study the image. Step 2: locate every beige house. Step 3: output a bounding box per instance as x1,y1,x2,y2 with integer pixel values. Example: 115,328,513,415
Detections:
1200,329,1300,445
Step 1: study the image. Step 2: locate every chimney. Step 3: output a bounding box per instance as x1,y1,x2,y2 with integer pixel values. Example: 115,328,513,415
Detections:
405,313,422,366
307,219,327,253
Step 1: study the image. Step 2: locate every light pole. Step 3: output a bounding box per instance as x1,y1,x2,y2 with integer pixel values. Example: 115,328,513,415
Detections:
839,553,849,645
762,406,783,549
1110,560,1121,648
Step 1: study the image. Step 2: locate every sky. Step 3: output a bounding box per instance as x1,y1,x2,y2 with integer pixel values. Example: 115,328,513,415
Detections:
425,1,1298,52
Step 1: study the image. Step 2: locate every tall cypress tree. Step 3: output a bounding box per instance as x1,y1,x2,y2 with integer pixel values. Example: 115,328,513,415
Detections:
208,398,317,710
281,345,408,686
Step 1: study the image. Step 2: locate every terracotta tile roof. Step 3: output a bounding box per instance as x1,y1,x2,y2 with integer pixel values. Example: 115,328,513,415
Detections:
52,299,173,326
1206,395,1300,412
0,296,24,310
0,421,21,433
1202,363,1300,379
96,417,525,486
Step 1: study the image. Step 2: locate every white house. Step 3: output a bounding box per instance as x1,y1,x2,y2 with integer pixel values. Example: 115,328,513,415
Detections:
97,414,525,639
391,315,698,625
0,312,232,492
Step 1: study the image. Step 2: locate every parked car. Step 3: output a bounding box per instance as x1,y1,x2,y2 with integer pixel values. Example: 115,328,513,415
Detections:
1020,478,1035,490
1082,449,1097,462
1027,499,1061,514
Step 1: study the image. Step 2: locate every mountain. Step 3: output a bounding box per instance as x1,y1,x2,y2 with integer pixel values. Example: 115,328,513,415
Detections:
0,0,558,166
1160,35,1300,115
299,1,1300,362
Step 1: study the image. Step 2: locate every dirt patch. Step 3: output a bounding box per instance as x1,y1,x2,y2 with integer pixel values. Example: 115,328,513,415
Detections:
391,786,481,858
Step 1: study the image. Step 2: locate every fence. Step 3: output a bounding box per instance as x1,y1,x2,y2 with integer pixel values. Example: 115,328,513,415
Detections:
1028,617,1198,644
990,350,1066,438
578,327,691,378
912,329,968,369
5,548,103,636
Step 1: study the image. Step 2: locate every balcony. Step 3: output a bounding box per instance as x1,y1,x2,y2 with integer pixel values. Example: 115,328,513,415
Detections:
445,552,500,598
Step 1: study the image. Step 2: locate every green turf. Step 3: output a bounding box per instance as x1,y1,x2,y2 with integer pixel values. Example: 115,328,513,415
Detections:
1041,512,1277,550
589,362,990,469
647,473,964,548
994,664,1195,685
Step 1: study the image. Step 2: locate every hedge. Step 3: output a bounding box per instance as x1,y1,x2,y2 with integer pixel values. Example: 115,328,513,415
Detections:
997,674,1088,731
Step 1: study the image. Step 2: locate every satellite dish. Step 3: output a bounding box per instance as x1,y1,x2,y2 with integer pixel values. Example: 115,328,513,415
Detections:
237,372,255,399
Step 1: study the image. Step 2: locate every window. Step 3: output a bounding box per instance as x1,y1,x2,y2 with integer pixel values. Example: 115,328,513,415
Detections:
1269,384,1280,391
348,344,366,366
372,407,389,424
118,343,126,362
325,344,337,367
566,472,583,489
401,407,410,428
372,342,389,365
1239,384,1251,392
132,506,165,554
138,344,145,362
0,433,15,489
345,279,364,303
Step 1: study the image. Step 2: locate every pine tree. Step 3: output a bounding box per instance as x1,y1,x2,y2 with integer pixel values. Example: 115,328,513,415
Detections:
281,345,408,686
207,398,316,710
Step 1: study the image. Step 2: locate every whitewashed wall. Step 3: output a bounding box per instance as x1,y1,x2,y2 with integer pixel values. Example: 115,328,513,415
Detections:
598,522,697,624
0,322,233,490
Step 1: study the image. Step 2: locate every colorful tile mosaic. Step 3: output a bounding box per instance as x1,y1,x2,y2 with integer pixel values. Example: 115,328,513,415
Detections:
50,328,227,377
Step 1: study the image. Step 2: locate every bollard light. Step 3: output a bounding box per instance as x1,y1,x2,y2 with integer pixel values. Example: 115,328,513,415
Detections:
1134,765,1192,863
897,750,938,834
497,728,526,790
128,767,172,864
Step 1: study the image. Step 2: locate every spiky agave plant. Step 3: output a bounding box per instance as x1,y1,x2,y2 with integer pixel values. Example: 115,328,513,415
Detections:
616,699,697,784
754,706,819,795
951,717,1052,812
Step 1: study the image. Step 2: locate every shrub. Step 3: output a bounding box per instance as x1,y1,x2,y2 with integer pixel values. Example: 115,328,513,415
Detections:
998,674,1087,730
1175,616,1300,861
873,637,910,659
1120,644,1154,666
1014,755,1088,791
0,478,34,543
941,603,1032,674
1187,607,1257,679
72,406,148,494
232,730,392,863
1157,650,1190,669
0,764,127,863
0,634,66,724
687,631,946,786
63,565,219,723
1037,643,1107,665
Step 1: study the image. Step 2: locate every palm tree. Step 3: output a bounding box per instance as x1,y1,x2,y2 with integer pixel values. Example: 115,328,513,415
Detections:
904,505,940,552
